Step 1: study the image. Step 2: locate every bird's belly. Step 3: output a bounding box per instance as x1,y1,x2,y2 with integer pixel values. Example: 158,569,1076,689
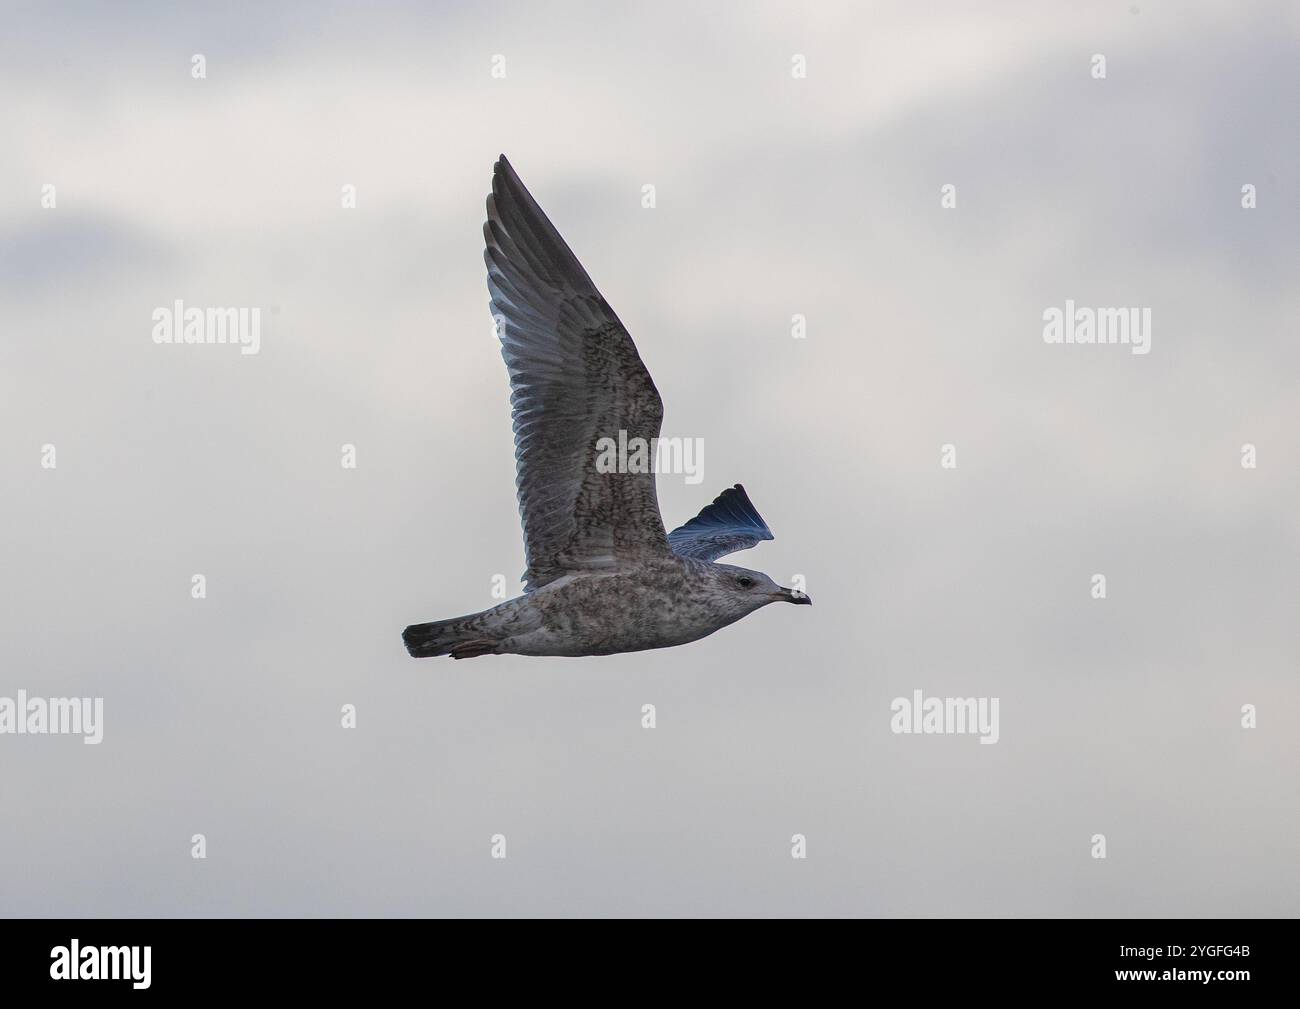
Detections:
505,575,725,657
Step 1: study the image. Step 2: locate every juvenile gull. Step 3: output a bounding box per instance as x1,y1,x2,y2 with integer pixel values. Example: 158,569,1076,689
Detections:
402,156,810,660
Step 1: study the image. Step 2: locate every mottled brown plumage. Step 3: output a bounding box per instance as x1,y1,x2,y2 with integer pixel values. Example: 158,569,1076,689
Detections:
402,156,809,659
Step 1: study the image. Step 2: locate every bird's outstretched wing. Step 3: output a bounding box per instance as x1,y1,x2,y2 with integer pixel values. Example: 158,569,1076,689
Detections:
485,155,671,592
667,484,774,562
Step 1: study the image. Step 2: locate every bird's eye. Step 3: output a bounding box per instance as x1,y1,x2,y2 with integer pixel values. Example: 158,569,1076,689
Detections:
736,575,754,589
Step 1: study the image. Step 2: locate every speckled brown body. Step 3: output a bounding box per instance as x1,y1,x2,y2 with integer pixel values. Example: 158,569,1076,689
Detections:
449,556,766,657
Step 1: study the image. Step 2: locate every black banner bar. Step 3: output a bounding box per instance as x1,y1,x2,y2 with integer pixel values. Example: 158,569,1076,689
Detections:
0,919,1283,996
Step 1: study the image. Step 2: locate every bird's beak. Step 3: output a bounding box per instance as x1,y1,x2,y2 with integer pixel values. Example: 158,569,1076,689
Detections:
780,588,812,605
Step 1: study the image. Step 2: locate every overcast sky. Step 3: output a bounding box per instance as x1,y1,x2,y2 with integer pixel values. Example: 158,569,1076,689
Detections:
1,0,1297,916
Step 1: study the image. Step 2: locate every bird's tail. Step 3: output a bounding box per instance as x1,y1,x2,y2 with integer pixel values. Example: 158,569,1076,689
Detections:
402,613,498,660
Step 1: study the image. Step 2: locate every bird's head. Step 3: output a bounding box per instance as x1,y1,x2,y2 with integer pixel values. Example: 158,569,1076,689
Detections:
706,562,812,618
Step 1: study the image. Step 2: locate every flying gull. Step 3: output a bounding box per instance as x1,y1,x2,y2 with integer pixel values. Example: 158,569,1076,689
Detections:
402,156,810,659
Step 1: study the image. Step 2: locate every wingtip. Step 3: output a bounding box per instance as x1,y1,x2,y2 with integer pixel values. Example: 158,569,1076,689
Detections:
734,484,774,539
720,483,753,508
701,483,774,539
491,155,521,204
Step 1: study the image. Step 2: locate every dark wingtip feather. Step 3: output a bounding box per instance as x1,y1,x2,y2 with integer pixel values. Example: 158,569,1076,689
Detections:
482,153,597,301
684,484,774,541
